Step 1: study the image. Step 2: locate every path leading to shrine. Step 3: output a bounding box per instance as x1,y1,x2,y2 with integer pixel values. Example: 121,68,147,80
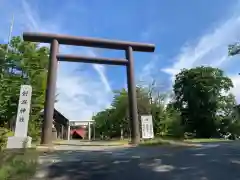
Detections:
33,140,240,180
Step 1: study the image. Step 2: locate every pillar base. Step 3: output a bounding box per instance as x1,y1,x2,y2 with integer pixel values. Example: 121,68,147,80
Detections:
6,136,32,149
130,137,140,145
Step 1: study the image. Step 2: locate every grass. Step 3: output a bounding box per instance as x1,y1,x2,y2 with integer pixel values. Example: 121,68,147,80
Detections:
54,137,231,147
139,138,230,147
104,139,130,145
0,148,39,180
139,138,177,147
184,138,231,143
53,138,130,147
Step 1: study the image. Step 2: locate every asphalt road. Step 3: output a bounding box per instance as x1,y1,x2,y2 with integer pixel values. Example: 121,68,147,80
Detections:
34,141,240,180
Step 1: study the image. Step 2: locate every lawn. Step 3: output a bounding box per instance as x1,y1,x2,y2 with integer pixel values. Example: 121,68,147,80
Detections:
184,138,231,143
54,137,231,148
0,148,39,180
139,138,230,147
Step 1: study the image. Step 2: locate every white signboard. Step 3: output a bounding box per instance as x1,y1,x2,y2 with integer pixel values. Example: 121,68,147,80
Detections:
14,85,32,137
141,115,154,139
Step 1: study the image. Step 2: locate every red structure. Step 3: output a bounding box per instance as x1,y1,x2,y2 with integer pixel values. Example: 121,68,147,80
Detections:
70,126,87,139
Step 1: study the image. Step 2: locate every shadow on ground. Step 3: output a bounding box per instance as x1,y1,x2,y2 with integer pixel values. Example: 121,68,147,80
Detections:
38,142,240,180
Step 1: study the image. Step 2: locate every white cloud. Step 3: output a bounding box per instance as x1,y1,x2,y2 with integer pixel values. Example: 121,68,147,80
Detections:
55,62,112,120
85,49,112,92
138,54,168,93
138,54,160,84
162,9,240,102
0,0,112,120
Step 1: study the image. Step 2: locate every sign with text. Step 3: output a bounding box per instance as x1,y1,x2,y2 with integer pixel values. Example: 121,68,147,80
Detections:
141,115,154,139
14,85,32,137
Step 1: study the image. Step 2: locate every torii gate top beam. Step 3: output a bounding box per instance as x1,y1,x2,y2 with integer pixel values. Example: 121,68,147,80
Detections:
23,32,155,52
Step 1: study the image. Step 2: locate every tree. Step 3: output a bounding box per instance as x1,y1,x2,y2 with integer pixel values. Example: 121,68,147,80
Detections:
228,43,240,56
93,87,153,139
93,108,115,139
93,84,183,139
0,36,49,140
173,66,234,138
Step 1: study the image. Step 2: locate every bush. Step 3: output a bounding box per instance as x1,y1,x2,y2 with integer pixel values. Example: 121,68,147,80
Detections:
167,118,184,138
6,130,14,137
28,122,41,142
165,109,184,138
0,128,14,151
184,132,196,139
0,128,10,151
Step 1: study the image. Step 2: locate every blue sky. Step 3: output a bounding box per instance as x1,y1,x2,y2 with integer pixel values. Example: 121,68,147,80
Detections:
1,0,240,121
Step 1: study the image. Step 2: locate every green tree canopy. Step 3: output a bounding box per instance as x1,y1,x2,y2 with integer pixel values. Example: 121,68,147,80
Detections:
0,36,49,140
173,66,234,138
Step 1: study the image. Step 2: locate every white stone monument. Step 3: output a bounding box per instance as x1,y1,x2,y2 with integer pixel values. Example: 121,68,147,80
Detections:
141,115,154,139
7,85,32,149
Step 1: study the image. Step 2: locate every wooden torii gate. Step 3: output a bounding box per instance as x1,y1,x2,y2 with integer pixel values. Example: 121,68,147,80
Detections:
23,32,155,145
